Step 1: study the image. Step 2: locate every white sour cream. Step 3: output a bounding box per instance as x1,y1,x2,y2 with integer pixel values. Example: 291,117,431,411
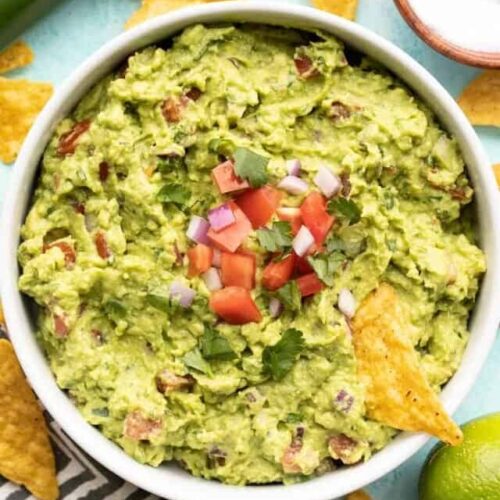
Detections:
409,0,500,53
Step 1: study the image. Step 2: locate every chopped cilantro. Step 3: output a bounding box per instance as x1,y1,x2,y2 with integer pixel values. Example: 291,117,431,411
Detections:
262,328,305,381
182,348,211,375
200,325,237,361
328,197,361,224
146,293,172,312
104,299,127,320
286,412,304,424
157,183,191,207
233,147,269,188
275,281,302,312
307,252,345,286
383,192,395,210
257,221,293,253
157,155,185,174
326,235,346,253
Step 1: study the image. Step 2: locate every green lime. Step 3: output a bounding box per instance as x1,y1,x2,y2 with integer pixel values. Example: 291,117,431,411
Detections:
419,412,500,500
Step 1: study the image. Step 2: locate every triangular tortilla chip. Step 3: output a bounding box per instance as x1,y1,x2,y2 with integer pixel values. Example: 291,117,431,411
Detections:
0,340,58,499
312,0,359,20
493,163,500,188
347,491,372,500
352,284,463,446
457,70,500,126
125,0,228,29
0,41,34,74
0,77,53,164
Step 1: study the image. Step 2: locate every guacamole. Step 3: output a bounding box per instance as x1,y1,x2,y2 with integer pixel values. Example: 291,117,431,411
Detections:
18,24,485,485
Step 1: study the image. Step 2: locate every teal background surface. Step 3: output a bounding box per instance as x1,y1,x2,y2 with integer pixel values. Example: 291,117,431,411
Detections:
0,1,498,498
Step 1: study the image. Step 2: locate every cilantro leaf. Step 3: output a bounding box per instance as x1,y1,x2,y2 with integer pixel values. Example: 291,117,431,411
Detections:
307,252,345,286
257,222,293,252
262,328,305,381
328,197,361,224
104,299,127,320
200,325,237,361
157,183,191,207
157,155,185,174
182,348,211,375
233,147,269,188
326,235,346,253
286,412,304,424
275,281,302,312
146,293,174,313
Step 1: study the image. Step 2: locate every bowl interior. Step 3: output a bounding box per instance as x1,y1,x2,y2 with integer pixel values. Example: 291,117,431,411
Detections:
2,3,499,500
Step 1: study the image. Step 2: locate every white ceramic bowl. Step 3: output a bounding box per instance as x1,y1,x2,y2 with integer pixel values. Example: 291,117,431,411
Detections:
2,3,499,499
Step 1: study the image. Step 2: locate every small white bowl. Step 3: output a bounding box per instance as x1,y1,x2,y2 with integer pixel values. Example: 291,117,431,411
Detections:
1,3,500,499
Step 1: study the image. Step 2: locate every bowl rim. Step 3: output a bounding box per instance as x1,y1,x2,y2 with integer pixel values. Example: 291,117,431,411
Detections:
1,3,500,499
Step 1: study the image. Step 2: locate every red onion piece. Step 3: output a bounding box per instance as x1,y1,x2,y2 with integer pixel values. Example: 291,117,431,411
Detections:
269,297,283,318
278,176,309,195
202,267,223,291
333,389,354,413
314,165,342,198
212,249,222,268
170,281,196,308
338,288,356,318
187,216,210,245
292,226,315,257
208,203,236,232
286,159,302,177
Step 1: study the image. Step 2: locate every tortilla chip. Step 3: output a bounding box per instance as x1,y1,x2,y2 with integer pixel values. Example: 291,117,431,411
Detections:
125,0,227,29
347,491,372,500
352,284,463,446
0,77,53,164
457,70,500,126
312,0,359,20
0,41,34,74
0,340,58,500
493,163,500,188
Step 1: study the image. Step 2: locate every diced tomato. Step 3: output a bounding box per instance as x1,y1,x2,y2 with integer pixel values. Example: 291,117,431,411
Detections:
221,252,256,290
295,243,323,276
294,55,319,79
99,161,110,182
72,201,85,214
185,87,202,101
262,254,296,291
282,445,302,474
187,244,213,277
123,411,162,441
277,207,302,235
328,434,359,465
43,241,76,267
155,370,195,393
295,254,314,276
95,231,111,259
53,314,69,338
296,273,324,297
207,202,252,253
235,186,282,229
300,192,335,245
211,160,250,194
57,119,91,156
209,287,262,324
161,97,183,123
